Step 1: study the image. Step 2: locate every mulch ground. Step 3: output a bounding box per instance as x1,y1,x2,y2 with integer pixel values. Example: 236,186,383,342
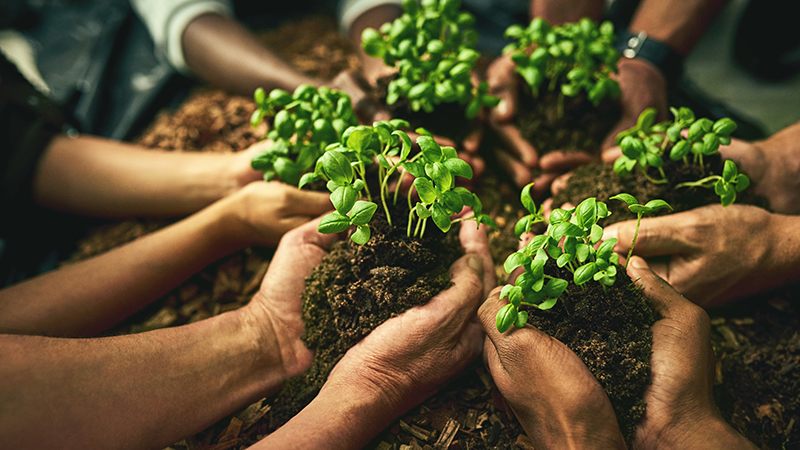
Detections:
64,16,799,450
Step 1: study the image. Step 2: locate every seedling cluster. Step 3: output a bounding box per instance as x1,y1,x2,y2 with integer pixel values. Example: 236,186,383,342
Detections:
250,85,357,185
504,18,620,106
303,119,492,244
613,107,749,206
361,0,498,117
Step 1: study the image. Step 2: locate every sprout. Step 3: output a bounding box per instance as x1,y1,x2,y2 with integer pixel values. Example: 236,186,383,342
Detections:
609,194,672,268
675,160,751,206
361,0,498,118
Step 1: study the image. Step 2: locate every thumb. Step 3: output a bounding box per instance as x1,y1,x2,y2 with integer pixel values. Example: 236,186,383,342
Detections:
626,256,703,323
427,253,485,322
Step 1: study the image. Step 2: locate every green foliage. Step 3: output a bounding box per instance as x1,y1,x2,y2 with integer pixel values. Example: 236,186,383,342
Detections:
610,193,672,268
250,85,357,185
496,196,619,332
361,0,498,118
307,119,492,244
613,107,750,206
504,18,620,106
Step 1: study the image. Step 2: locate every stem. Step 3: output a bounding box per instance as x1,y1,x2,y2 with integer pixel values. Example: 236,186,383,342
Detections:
625,213,642,269
420,217,428,238
407,209,415,237
641,169,668,185
414,214,423,237
393,171,406,205
675,175,720,189
379,161,398,226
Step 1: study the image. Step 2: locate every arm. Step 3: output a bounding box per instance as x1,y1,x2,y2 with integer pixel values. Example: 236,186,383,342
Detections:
0,181,330,337
32,134,261,218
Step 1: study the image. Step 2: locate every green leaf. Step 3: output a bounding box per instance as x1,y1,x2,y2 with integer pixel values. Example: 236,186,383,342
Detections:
722,159,737,181
417,136,443,161
610,193,638,207
549,208,571,224
414,178,438,204
643,199,672,213
393,130,413,160
441,190,464,212
425,162,453,191
514,310,529,328
318,212,351,234
537,298,558,310
576,243,591,263
596,239,617,259
431,203,452,232
415,202,432,219
349,201,378,226
444,157,473,179
504,251,530,273
253,87,266,105
514,215,532,238
318,151,353,185
351,225,371,245
712,117,737,136
543,278,568,298
274,110,294,139
734,174,750,192
274,157,300,185
574,263,598,285
556,253,572,268
669,140,690,160
589,224,603,244
331,185,357,214
520,183,536,213
576,197,597,228
298,172,320,189
636,107,657,131
496,303,518,333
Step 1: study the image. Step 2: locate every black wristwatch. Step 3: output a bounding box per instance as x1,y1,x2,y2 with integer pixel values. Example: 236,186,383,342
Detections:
615,31,684,86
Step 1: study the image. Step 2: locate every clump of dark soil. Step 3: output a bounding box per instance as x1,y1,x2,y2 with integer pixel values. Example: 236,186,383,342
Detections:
266,204,462,427
525,264,656,442
516,81,620,155
552,154,765,225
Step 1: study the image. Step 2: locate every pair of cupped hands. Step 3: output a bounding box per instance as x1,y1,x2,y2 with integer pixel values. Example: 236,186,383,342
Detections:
239,212,753,449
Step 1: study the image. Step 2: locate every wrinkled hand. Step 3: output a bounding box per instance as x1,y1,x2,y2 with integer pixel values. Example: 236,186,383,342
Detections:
478,288,626,449
604,204,778,307
245,219,337,381
627,256,755,450
223,180,331,247
323,223,495,415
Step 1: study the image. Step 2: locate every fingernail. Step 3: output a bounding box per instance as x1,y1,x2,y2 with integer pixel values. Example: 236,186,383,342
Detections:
629,256,648,269
468,254,484,274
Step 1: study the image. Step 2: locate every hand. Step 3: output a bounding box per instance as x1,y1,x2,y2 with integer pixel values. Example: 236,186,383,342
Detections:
329,69,391,123
478,288,626,449
323,223,495,416
243,219,338,383
227,141,272,189
627,256,756,450
600,58,668,160
221,181,331,247
603,204,780,307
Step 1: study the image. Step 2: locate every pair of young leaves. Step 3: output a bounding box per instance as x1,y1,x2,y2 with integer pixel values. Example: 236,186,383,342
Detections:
504,17,620,105
361,0,498,117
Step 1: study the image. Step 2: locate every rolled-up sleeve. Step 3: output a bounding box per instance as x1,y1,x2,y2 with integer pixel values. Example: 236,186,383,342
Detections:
131,0,233,74
338,0,402,33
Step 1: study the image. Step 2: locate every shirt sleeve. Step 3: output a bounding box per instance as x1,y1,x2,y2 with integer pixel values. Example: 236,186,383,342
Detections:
130,0,233,74
338,0,402,33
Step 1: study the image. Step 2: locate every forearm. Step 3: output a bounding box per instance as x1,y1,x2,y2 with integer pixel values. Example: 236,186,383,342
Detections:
183,14,321,95
0,308,284,449
530,0,604,24
0,197,246,337
33,134,247,218
629,0,726,54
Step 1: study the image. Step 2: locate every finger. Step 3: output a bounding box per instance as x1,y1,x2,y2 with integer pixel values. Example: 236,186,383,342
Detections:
495,150,533,187
288,188,334,216
487,57,518,123
550,172,573,196
530,172,559,197
626,256,701,321
462,126,483,154
539,151,595,172
459,223,496,295
601,146,622,164
603,216,694,257
541,198,554,216
428,253,486,321
458,153,485,181
492,123,538,167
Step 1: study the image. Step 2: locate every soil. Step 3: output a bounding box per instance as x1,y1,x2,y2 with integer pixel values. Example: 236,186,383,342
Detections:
527,265,656,442
552,154,766,224
375,75,476,144
58,15,799,450
516,79,620,155
265,203,462,427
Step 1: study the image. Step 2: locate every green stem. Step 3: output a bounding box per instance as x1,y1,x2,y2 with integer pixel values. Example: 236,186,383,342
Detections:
414,213,423,237
420,217,428,238
393,171,406,205
406,185,416,237
675,175,720,189
625,213,642,269
641,169,668,185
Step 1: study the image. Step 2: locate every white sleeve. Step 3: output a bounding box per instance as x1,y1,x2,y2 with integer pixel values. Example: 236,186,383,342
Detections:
131,0,233,74
338,0,403,33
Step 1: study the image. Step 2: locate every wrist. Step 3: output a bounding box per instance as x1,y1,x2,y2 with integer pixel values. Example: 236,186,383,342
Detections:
646,413,752,450
513,404,625,450
618,57,667,91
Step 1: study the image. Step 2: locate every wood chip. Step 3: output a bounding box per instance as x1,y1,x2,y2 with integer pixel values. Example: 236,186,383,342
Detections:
434,419,459,449
399,420,433,442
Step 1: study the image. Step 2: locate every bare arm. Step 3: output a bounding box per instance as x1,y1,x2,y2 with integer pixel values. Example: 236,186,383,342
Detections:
530,0,604,24
33,134,260,218
629,0,726,55
182,13,323,96
0,181,330,337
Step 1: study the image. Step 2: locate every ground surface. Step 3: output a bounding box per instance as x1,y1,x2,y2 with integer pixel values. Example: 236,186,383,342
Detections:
66,16,799,449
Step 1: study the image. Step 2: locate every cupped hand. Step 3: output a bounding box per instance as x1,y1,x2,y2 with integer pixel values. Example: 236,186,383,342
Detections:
604,204,779,307
323,223,494,415
224,180,331,247
477,288,626,449
627,256,755,450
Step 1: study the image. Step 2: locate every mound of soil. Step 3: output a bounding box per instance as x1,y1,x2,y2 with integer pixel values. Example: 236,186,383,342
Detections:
525,265,656,442
516,81,620,155
266,204,462,427
552,154,765,225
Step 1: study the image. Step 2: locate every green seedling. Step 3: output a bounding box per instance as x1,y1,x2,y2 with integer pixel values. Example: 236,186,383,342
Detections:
609,194,672,268
496,195,620,332
504,18,620,107
361,0,498,118
250,85,357,185
675,159,750,206
305,119,493,244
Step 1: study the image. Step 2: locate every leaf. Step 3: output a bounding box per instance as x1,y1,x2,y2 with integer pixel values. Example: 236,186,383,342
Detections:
402,160,425,177
537,298,558,310
444,158,473,179
417,136,443,162
589,224,603,244
274,157,300,185
520,183,536,214
504,251,530,273
349,201,378,226
722,159,737,181
298,172,320,189
636,107,657,131
610,193,638,207
734,174,750,192
425,162,453,191
330,186,357,214
543,278,568,298
318,212,351,234
549,208,571,224
393,129,413,160
556,253,572,268
514,215,532,238
574,262,598,285
432,203,452,232
274,110,294,139
643,199,673,213
576,243,591,262
596,239,617,259
414,178,438,204
496,304,518,333
576,197,597,228
351,225,371,245
514,311,529,328
415,202,432,219
669,140,690,160
441,190,464,212
346,127,381,154
712,117,737,136
318,151,353,185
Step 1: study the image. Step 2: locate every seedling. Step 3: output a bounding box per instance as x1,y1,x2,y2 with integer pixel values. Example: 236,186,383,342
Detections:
496,194,620,332
361,0,498,118
303,119,493,244
250,85,357,185
613,107,749,206
675,160,750,206
504,18,620,108
609,194,672,268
